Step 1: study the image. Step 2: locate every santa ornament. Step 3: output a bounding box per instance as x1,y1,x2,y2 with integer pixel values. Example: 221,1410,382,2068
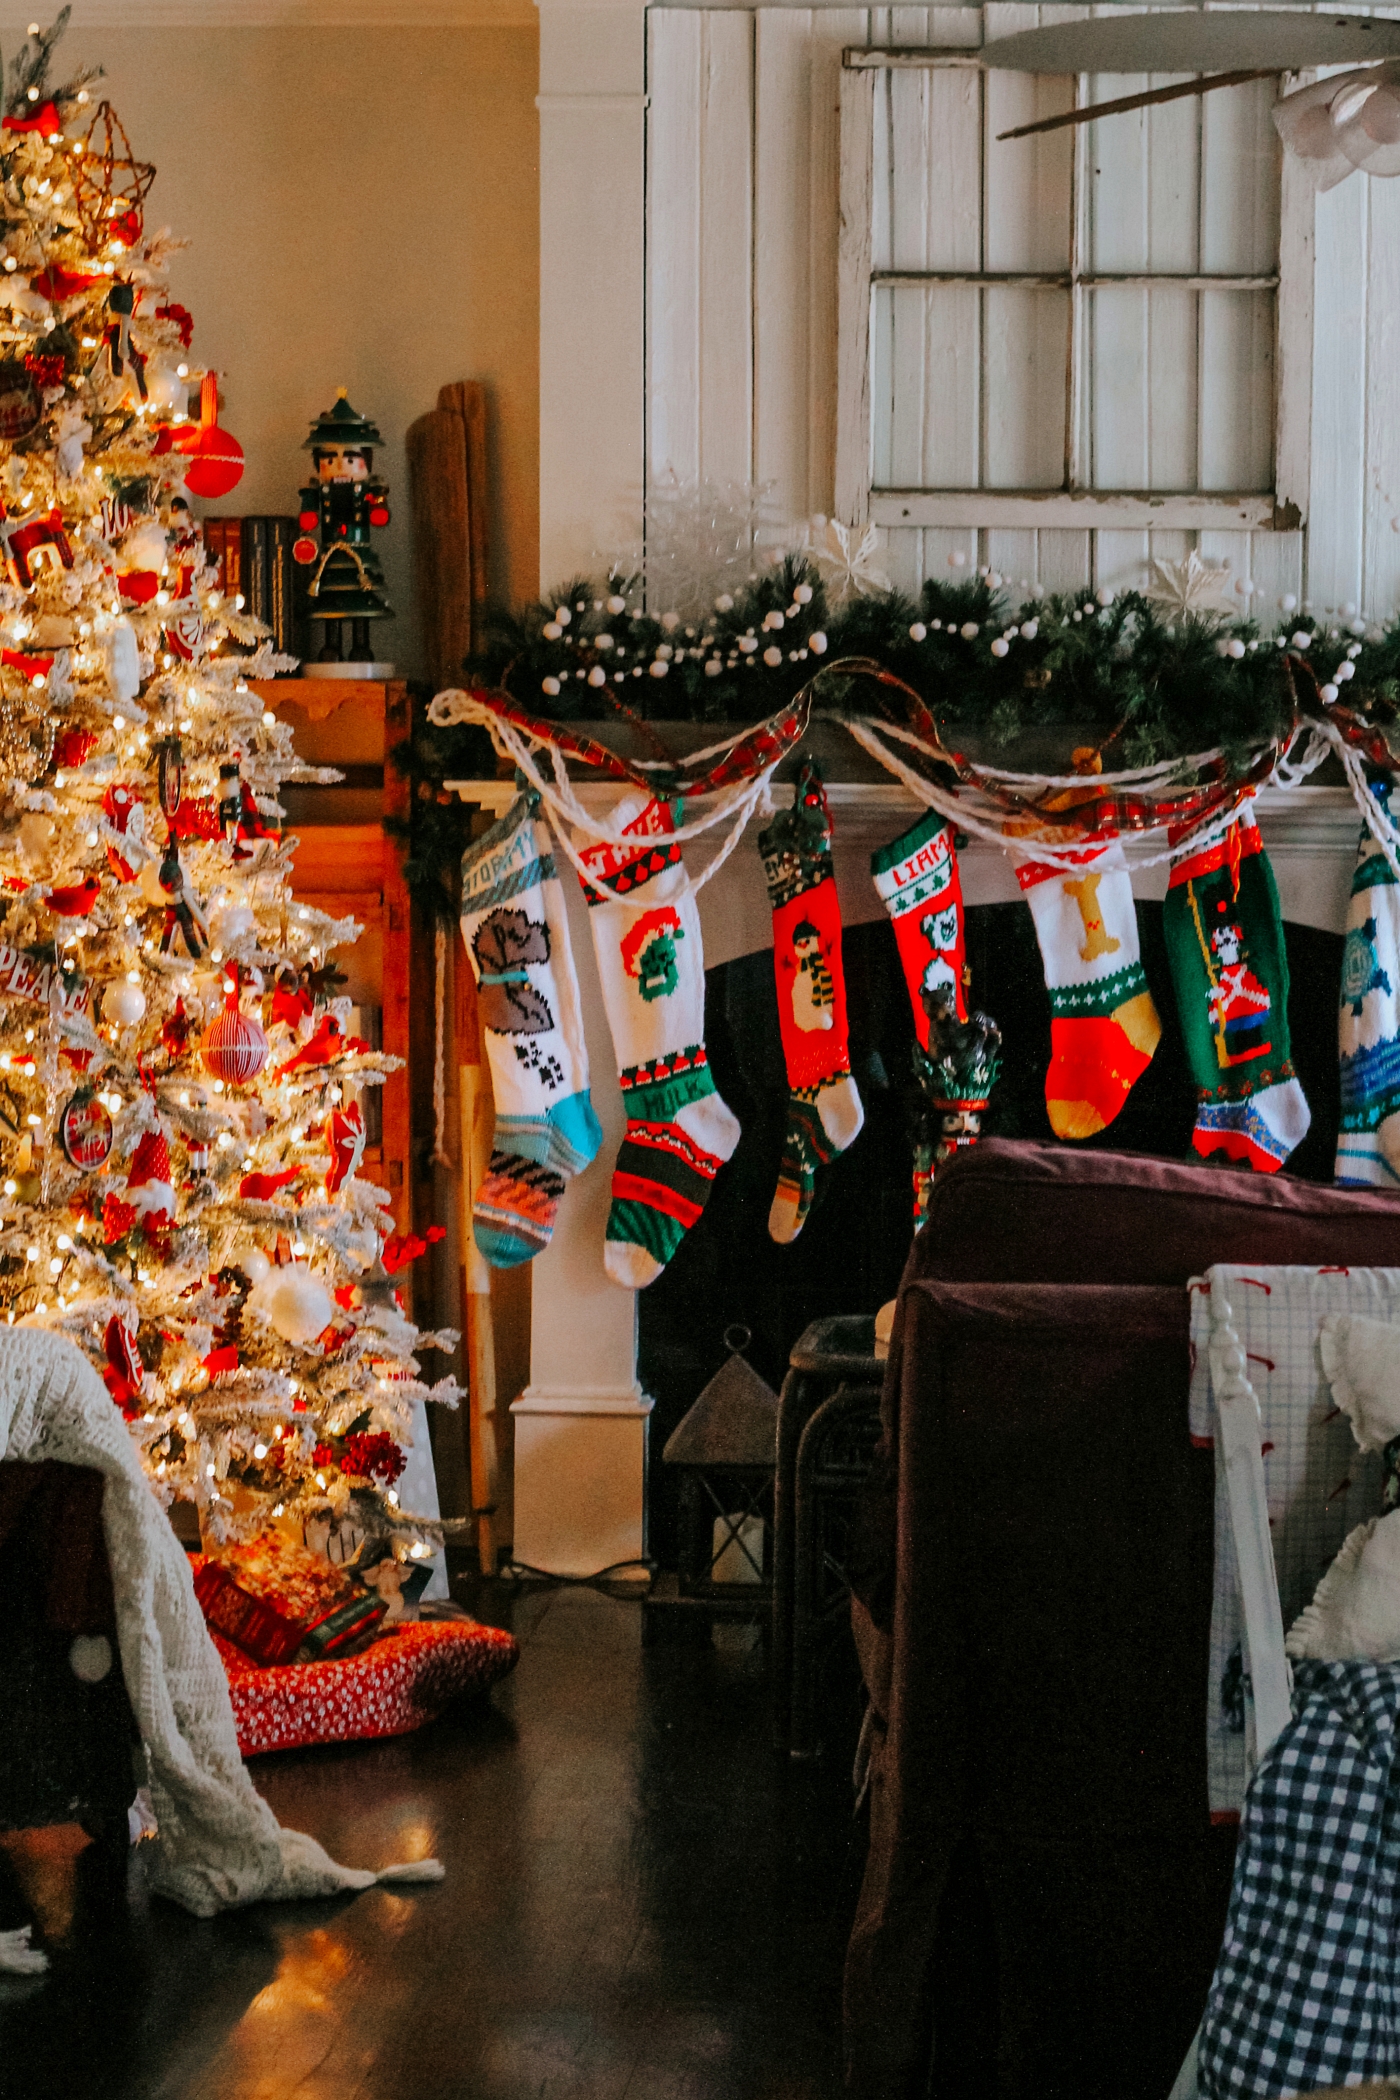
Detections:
102,783,149,883
104,1126,176,1246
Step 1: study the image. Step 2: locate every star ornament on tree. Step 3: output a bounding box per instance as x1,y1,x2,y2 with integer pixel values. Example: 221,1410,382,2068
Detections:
803,516,891,603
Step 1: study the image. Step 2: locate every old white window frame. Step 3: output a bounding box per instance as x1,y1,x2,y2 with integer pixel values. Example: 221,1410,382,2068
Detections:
834,45,1315,539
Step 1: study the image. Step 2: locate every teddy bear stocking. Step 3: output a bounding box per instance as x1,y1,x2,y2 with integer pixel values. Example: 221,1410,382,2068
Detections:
459,793,602,1267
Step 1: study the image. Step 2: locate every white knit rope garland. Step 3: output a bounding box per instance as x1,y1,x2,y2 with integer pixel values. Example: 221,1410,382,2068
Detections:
845,715,1265,874
431,688,778,867
430,684,1388,878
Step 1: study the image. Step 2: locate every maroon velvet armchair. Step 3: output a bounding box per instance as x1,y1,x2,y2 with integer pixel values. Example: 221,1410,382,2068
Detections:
844,1141,1400,2100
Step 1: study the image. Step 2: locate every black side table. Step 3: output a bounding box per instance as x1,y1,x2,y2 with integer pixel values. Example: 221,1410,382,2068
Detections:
772,1316,883,1758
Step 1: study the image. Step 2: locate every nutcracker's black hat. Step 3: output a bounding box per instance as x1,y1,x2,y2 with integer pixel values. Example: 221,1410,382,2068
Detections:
303,389,383,451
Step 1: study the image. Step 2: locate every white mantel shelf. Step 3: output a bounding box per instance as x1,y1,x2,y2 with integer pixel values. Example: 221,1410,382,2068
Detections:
450,770,1363,1576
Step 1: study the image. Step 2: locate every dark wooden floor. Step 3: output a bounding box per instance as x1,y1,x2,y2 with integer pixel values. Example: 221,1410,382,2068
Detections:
0,1579,865,2100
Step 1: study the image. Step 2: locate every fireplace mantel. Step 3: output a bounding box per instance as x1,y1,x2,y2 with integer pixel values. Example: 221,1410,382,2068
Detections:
447,773,1365,1575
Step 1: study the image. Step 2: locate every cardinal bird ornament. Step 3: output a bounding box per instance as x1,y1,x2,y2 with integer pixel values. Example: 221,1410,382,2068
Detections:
45,875,100,918
325,1099,365,1194
274,1012,368,1079
102,1313,144,1417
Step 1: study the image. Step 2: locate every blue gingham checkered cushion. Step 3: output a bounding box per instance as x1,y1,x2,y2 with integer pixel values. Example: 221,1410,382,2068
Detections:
1200,1658,1400,2098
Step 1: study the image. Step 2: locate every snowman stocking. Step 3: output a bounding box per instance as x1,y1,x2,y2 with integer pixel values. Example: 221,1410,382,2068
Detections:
758,759,864,1243
871,808,968,1043
1016,838,1161,1140
459,793,602,1267
1337,783,1400,1186
578,794,740,1289
1163,801,1310,1172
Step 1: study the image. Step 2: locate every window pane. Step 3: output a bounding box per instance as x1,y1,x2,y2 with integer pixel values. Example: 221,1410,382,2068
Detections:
1088,285,1197,489
878,67,980,273
1199,290,1275,489
873,285,980,488
985,287,1069,487
1201,77,1280,275
984,71,1073,273
1087,82,1200,274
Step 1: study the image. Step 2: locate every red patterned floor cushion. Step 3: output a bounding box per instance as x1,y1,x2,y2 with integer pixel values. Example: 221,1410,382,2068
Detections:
206,1614,520,1757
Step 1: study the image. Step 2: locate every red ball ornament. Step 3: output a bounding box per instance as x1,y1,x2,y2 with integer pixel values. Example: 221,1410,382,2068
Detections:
292,535,318,566
181,374,244,501
200,982,268,1086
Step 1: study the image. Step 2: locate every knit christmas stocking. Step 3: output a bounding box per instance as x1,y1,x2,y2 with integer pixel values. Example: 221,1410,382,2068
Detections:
460,793,602,1267
871,808,968,1046
1015,839,1161,1140
579,793,740,1289
1337,784,1400,1186
758,759,864,1243
1163,802,1310,1172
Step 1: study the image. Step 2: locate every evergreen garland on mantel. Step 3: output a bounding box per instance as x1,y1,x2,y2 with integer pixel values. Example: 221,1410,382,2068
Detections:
396,555,1400,899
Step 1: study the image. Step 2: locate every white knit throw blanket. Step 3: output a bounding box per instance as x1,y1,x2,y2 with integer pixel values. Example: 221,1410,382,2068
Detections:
0,1327,442,1956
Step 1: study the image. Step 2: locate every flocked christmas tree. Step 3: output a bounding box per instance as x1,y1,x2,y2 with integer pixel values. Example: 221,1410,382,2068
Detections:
0,18,457,1561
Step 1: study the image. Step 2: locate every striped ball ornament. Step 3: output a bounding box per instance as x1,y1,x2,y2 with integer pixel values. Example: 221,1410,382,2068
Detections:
200,989,268,1086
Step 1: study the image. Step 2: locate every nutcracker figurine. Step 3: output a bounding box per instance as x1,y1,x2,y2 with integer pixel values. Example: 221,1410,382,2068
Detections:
292,390,394,672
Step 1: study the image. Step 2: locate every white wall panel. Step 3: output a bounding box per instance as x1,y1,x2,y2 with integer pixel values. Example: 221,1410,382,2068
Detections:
1362,177,1400,619
646,10,754,489
1308,172,1368,610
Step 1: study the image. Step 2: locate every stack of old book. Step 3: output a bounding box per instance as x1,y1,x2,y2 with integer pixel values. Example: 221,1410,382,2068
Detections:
200,515,296,654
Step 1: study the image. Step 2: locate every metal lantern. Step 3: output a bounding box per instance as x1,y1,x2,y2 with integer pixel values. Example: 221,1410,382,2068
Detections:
643,1325,778,1645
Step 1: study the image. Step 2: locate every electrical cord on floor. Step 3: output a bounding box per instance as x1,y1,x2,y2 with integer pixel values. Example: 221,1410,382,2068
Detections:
497,1556,657,1595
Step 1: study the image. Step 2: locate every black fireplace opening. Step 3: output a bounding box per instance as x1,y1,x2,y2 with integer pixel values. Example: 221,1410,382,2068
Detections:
636,904,1345,1570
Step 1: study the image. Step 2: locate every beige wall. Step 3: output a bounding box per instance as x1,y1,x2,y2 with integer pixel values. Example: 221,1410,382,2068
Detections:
60,25,539,675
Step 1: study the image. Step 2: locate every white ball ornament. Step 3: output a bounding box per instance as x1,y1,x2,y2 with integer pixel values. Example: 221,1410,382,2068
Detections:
542,677,561,697
793,585,813,605
1226,639,1246,660
235,1245,272,1288
1281,593,1299,613
542,621,562,641
107,981,146,1027
763,646,783,667
909,623,927,642
1291,630,1312,650
607,594,626,615
809,632,828,655
587,666,607,687
1321,683,1340,704
263,1266,334,1347
990,637,1010,658
960,622,979,640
